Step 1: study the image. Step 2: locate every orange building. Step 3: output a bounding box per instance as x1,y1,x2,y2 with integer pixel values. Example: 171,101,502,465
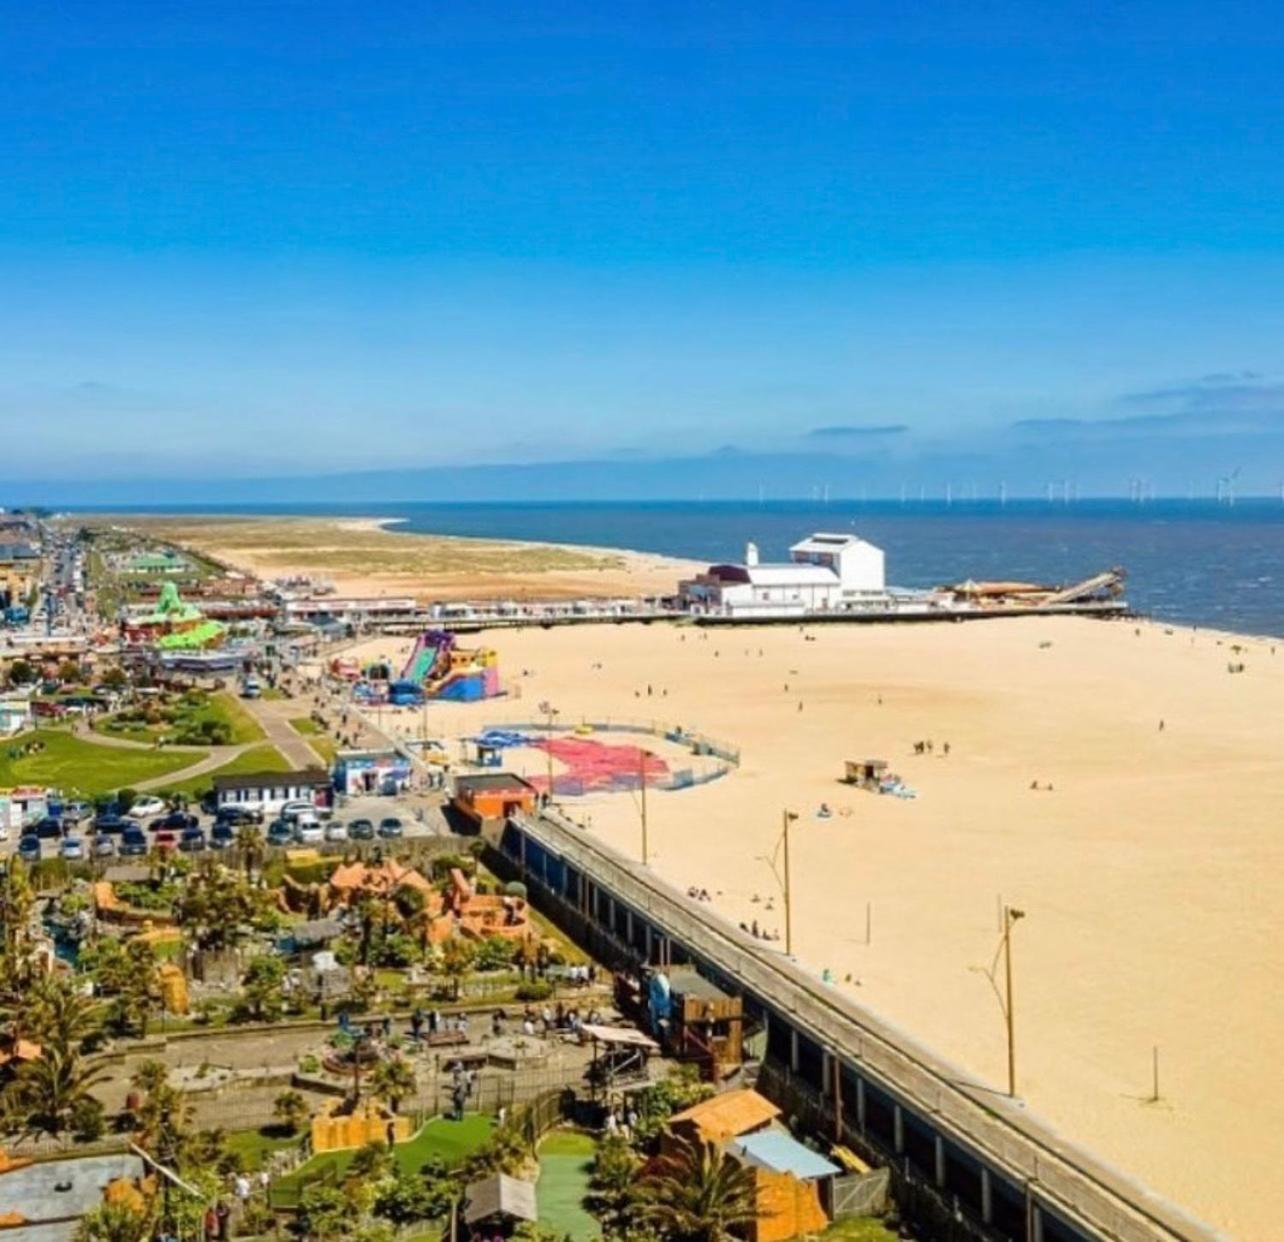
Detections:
452,772,539,826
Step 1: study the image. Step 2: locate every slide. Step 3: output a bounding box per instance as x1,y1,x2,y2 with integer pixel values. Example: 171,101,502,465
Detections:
401,629,455,683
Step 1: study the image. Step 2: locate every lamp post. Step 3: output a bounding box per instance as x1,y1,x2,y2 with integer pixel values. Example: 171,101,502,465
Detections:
1002,905,1025,1097
538,700,558,798
782,810,799,956
639,746,650,865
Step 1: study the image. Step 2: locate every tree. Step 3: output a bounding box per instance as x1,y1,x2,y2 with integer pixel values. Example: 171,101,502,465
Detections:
367,1056,417,1114
638,1134,758,1242
439,937,476,1001
95,938,159,1038
99,667,128,692
375,1164,457,1226
28,974,101,1051
57,659,82,684
5,1036,109,1137
238,955,286,1022
474,934,516,972
176,871,265,951
74,1199,153,1242
589,1135,643,1235
273,1088,310,1135
5,659,34,687
347,1139,396,1184
300,1182,359,1240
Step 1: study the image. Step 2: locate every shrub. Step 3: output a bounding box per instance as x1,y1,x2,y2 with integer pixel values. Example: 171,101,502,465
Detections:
71,1095,106,1141
514,980,553,1002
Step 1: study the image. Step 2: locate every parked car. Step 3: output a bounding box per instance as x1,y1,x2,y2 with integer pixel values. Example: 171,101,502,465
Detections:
152,811,198,832
128,796,167,819
215,805,262,826
92,834,117,859
92,814,132,835
209,823,235,850
324,820,349,842
348,818,375,841
293,821,324,845
17,835,41,862
59,837,85,860
63,801,92,824
267,820,294,847
377,817,404,839
120,827,149,857
34,817,64,840
179,827,207,853
153,830,178,853
281,801,320,825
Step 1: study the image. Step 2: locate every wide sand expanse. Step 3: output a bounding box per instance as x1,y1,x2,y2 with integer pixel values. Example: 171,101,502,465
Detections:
98,514,695,601
356,615,1281,1238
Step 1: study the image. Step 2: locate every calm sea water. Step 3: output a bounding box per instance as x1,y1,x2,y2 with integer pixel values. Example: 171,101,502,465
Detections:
83,499,1284,636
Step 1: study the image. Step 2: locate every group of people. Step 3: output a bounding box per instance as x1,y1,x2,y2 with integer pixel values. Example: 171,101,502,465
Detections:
685,885,713,902
738,917,781,942
912,738,950,756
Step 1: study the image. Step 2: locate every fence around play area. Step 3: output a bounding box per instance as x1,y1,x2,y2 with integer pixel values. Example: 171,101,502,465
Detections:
480,717,740,797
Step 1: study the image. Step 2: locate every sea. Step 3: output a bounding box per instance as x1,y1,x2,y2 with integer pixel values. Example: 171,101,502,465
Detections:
81,499,1284,637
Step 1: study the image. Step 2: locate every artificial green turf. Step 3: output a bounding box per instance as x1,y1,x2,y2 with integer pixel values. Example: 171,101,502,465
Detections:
272,1114,494,1205
0,729,202,798
536,1132,599,1241
224,1125,303,1171
157,743,292,799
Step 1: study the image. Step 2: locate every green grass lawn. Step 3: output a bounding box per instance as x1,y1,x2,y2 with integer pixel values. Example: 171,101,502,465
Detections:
156,743,291,799
95,691,265,746
289,716,321,735
806,1218,900,1241
272,1115,494,1207
536,1130,599,1241
0,729,203,797
225,1125,304,1171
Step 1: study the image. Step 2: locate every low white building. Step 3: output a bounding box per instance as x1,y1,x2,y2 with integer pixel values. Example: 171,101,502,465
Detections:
679,532,885,618
212,767,332,815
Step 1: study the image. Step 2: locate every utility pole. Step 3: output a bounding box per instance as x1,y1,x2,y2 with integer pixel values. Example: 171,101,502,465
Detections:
639,746,649,865
1002,905,1025,1097
783,809,799,955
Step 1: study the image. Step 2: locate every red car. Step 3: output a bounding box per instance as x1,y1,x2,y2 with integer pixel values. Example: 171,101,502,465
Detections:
153,830,177,852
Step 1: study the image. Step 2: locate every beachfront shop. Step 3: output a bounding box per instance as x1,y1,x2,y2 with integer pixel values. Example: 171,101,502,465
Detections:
333,748,413,796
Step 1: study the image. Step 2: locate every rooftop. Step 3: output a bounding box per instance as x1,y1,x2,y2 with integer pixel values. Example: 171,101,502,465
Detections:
728,1130,841,1181
669,1088,780,1142
212,768,331,792
455,772,539,795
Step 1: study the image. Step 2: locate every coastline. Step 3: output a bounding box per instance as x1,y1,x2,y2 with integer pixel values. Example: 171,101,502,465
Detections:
345,612,1283,1238
88,512,702,602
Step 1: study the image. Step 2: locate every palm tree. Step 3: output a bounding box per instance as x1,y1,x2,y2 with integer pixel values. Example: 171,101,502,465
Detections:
29,974,101,1050
638,1135,759,1242
74,1199,153,1242
367,1056,417,1115
273,1088,310,1135
6,1037,109,1138
439,937,476,1001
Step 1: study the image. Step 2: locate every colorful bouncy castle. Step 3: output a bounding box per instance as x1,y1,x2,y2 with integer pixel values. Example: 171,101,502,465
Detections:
396,630,500,703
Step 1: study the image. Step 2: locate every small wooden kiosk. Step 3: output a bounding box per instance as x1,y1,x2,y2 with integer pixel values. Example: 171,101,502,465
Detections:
843,758,888,790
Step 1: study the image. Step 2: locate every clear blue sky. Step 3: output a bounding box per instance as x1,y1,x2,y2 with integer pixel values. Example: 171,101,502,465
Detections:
4,2,1284,496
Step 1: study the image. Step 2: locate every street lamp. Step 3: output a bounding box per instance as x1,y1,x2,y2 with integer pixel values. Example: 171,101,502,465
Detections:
537,700,558,798
782,810,799,956
1002,906,1025,1097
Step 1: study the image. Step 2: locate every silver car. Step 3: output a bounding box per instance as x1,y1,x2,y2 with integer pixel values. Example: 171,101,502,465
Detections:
324,820,349,842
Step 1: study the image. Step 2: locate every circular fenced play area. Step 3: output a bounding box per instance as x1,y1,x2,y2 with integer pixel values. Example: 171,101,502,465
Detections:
468,718,740,798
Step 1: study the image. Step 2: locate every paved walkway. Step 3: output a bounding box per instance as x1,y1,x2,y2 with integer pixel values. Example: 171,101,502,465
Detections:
238,695,325,768
133,742,253,791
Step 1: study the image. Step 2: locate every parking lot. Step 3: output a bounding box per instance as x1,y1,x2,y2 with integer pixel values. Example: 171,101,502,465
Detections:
1,790,451,863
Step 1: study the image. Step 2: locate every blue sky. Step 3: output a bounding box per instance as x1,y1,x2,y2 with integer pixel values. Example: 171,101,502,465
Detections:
5,2,1284,497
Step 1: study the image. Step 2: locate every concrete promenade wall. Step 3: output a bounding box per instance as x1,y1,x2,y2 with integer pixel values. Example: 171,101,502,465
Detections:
500,810,1222,1242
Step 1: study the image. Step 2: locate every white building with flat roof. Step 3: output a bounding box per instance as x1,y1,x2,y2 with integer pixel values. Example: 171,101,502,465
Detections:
678,532,886,617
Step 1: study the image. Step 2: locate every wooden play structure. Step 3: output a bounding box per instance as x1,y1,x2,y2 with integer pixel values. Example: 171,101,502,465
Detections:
649,967,745,1080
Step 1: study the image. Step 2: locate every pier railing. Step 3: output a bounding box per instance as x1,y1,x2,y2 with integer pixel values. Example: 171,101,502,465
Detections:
513,808,1220,1242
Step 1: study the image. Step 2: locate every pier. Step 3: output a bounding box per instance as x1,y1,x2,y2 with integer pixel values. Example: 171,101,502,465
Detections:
489,808,1218,1242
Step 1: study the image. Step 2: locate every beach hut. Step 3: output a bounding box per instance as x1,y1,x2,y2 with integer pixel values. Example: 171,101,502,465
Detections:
726,1130,841,1242
843,759,889,790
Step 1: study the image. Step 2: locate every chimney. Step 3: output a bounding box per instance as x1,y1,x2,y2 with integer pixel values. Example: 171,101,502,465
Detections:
745,541,759,567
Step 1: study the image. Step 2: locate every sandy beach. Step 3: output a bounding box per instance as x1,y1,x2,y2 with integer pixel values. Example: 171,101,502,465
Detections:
352,615,1283,1239
97,514,698,601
